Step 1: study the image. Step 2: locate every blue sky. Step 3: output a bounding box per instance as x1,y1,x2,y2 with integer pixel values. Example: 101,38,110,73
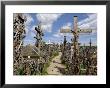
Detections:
22,13,97,46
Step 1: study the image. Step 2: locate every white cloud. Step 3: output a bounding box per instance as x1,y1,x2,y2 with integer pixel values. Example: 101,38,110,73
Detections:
78,13,97,34
36,13,63,32
53,29,64,38
53,22,72,38
61,22,72,29
23,13,34,34
41,24,52,32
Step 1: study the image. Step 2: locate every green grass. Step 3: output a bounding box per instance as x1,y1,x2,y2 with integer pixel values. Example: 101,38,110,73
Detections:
79,63,87,75
17,67,25,75
41,51,59,75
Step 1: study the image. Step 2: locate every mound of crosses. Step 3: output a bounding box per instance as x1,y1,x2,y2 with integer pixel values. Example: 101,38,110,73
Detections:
13,13,26,75
60,16,92,75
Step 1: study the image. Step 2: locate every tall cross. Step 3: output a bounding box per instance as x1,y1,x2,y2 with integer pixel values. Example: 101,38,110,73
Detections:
34,22,44,55
60,16,92,75
34,22,44,74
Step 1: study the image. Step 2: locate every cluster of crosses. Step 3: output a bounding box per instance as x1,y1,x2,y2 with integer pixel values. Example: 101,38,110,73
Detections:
33,23,44,74
13,14,96,75
13,14,59,75
13,14,45,75
13,13,26,74
60,16,96,75
33,23,59,74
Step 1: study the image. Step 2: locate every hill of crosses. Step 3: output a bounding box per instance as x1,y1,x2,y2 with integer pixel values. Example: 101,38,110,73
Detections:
13,13,97,75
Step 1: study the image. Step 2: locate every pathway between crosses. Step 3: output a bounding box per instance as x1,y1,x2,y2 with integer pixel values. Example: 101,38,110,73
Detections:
47,52,66,75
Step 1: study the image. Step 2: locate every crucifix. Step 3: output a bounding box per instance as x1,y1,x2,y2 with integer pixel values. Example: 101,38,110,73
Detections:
34,22,44,55
60,16,92,75
34,22,44,74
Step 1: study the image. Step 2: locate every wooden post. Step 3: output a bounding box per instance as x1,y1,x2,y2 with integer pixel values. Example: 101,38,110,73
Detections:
73,16,80,75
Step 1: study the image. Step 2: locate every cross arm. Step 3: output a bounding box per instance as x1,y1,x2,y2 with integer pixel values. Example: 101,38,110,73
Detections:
78,28,92,33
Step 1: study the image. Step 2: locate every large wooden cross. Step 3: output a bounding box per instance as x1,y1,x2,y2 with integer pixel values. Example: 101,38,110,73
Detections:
60,16,92,75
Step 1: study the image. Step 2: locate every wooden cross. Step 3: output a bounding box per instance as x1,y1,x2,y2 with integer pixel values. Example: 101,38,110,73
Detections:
34,22,44,55
60,16,92,75
34,22,45,74
60,16,92,55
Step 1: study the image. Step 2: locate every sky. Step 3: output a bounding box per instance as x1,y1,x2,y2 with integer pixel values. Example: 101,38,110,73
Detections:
22,13,97,46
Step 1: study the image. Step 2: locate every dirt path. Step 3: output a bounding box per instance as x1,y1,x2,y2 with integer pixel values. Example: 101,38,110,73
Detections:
47,52,66,75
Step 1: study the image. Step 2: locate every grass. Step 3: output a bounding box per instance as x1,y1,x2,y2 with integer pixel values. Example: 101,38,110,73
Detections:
41,51,59,75
79,63,87,75
17,67,25,75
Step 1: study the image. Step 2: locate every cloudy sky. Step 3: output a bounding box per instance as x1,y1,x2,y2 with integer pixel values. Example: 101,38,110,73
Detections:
22,13,97,46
